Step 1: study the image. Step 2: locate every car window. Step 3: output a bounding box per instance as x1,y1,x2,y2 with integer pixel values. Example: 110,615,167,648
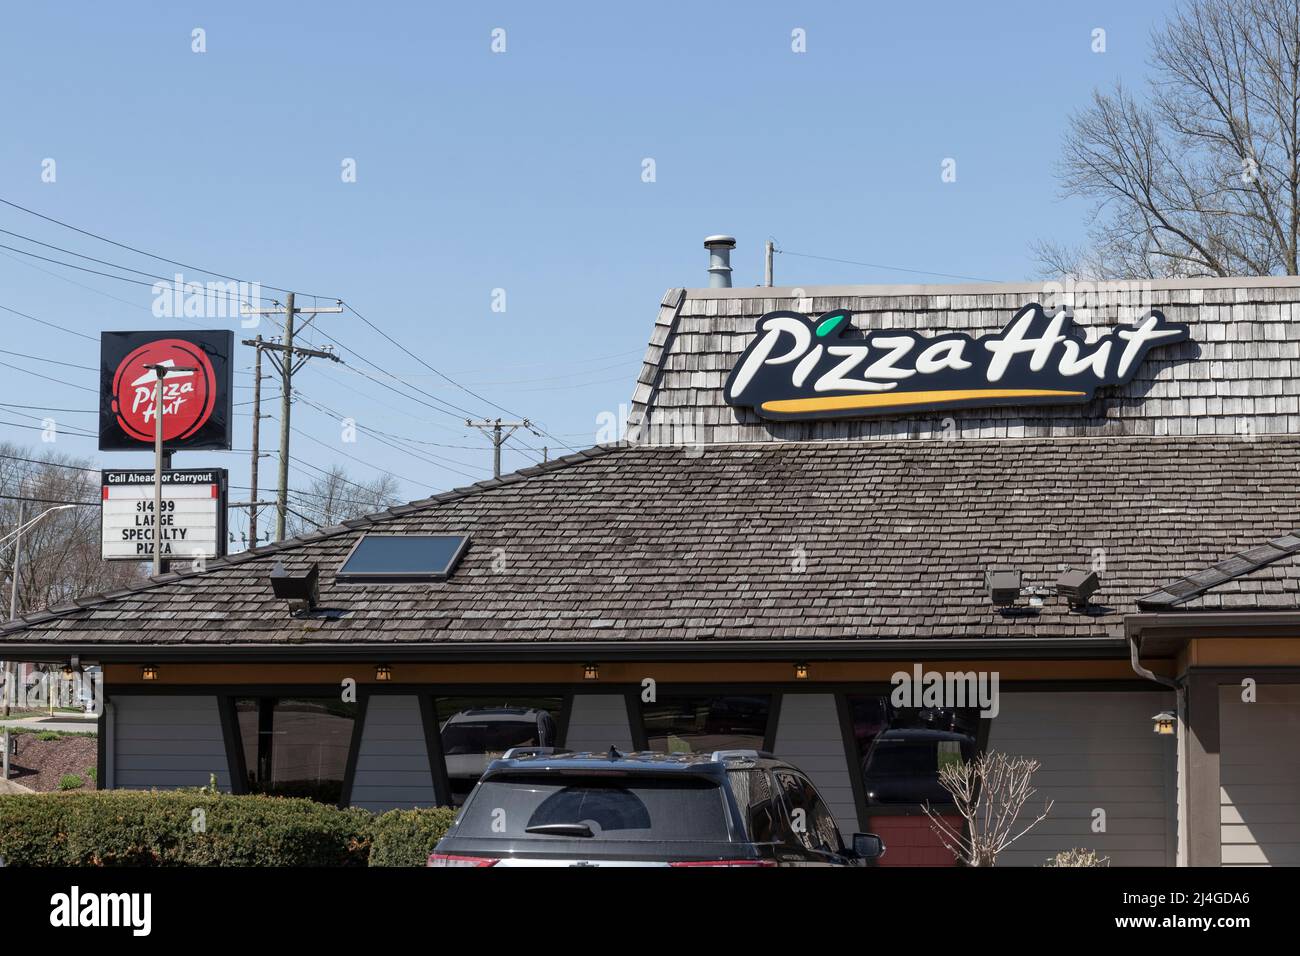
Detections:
802,778,844,853
727,769,780,843
456,773,731,842
775,770,842,854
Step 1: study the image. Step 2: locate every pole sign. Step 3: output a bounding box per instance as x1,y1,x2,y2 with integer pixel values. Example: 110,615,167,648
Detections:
100,469,228,562
99,330,234,451
723,303,1191,421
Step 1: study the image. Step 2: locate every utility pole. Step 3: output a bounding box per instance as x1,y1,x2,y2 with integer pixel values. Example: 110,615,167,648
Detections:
765,240,775,287
241,297,343,542
467,419,530,479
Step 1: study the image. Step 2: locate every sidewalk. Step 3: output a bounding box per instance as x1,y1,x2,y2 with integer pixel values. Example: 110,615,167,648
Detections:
0,714,98,735
0,776,34,794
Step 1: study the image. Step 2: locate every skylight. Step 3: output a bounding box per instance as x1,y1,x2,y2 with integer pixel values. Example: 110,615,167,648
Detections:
336,534,470,582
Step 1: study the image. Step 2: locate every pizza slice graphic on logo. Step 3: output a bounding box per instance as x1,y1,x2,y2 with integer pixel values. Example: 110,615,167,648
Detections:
110,338,217,443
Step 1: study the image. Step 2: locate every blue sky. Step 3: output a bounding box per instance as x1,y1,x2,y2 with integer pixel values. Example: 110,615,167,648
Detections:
0,1,1173,540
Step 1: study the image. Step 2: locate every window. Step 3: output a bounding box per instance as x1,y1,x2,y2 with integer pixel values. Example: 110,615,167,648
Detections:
434,696,564,806
728,769,781,843
235,697,358,803
336,534,469,582
775,770,843,853
456,774,731,842
641,695,771,754
845,696,979,806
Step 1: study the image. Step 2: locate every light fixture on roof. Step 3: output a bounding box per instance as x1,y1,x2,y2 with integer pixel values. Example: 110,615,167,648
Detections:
583,664,600,681
986,570,1022,606
1057,568,1101,609
1152,711,1177,736
270,562,320,615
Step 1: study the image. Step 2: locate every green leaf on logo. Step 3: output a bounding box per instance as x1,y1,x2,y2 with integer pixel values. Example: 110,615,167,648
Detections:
815,312,849,337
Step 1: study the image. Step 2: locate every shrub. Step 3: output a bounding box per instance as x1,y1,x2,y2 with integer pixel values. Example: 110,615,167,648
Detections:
57,774,84,791
0,791,373,867
369,807,459,866
1044,848,1111,867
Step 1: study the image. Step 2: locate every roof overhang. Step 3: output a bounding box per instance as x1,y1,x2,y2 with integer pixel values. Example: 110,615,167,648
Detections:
0,636,1131,665
1126,609,1300,658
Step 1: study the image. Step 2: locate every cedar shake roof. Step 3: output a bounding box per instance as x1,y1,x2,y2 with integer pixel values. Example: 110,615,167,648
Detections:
4,434,1300,651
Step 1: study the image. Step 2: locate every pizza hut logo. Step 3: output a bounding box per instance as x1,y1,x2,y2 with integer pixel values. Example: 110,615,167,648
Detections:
724,304,1191,421
110,338,218,443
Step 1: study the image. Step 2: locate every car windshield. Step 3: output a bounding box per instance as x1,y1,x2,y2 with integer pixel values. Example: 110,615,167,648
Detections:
457,774,731,842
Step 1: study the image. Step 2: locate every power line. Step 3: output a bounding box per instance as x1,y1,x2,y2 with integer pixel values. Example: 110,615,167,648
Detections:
340,301,576,453
0,302,98,341
0,348,95,371
0,195,336,299
774,247,1000,284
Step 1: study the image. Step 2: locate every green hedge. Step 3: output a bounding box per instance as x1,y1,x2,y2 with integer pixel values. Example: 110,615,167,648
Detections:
0,791,459,867
369,807,458,866
0,790,374,867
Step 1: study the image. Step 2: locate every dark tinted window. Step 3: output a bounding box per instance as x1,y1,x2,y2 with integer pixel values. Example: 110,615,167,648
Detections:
846,697,979,806
774,771,842,853
728,769,781,843
337,534,468,580
457,774,730,842
435,696,564,805
235,697,357,803
641,695,771,754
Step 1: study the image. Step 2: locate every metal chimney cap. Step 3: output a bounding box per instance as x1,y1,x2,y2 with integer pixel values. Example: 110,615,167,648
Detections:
703,235,736,249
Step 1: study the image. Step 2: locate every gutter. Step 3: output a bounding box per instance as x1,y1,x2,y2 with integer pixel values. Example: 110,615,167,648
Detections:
0,635,1133,665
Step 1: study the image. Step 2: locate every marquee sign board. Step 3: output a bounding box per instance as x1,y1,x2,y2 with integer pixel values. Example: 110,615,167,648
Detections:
100,469,228,562
723,303,1191,421
99,330,234,451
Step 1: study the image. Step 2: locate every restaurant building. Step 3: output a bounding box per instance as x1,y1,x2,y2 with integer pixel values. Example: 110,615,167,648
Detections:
4,259,1300,867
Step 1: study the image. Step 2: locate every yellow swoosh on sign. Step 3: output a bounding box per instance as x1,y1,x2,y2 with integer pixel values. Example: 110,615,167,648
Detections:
760,388,1088,414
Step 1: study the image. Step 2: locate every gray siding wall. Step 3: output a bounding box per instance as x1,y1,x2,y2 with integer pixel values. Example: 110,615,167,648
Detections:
350,695,436,813
772,693,859,839
1220,683,1300,866
111,695,231,791
563,694,634,753
987,691,1176,867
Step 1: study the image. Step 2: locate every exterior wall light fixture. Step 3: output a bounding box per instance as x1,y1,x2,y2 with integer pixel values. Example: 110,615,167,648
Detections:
375,665,392,682
794,663,810,680
583,664,600,680
1152,711,1177,736
141,665,159,681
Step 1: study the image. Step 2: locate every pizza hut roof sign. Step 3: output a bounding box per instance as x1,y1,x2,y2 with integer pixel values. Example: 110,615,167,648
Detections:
99,330,234,451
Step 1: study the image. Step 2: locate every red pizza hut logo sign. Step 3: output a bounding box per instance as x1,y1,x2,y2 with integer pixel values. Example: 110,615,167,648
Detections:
99,330,233,451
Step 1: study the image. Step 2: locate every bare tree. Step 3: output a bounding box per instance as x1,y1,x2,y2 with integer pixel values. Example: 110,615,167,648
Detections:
1037,0,1300,278
922,751,1054,867
0,443,144,616
284,465,401,537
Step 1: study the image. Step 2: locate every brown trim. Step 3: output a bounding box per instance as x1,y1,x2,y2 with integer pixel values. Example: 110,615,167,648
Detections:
1185,671,1222,867
834,692,868,834
101,658,1161,687
417,695,451,806
215,696,247,795
338,693,368,808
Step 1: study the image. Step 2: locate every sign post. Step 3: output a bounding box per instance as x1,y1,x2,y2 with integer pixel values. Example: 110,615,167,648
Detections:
143,364,196,575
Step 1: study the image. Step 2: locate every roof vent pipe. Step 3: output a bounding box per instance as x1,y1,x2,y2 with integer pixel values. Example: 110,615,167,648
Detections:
704,235,736,288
